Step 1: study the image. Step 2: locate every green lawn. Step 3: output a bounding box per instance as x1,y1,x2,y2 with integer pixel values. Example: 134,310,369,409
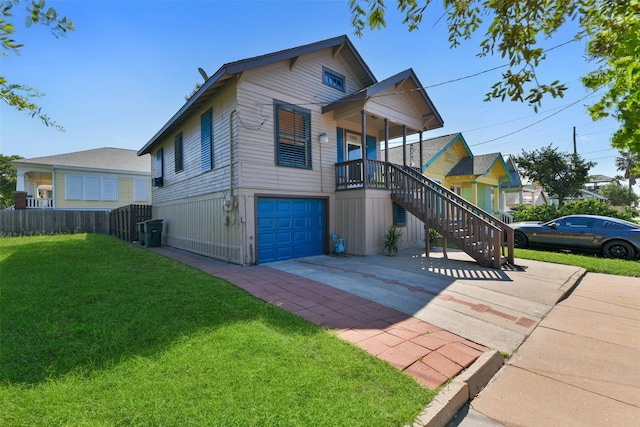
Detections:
0,234,435,426
514,248,640,277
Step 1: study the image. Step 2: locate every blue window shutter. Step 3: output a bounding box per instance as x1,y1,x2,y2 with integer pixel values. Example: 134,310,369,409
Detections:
275,102,312,169
366,135,377,160
156,148,164,178
336,128,344,162
201,109,213,171
174,133,184,173
393,203,407,226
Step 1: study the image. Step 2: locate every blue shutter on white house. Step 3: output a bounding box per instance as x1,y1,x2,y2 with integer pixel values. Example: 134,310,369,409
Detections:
336,128,344,162
201,109,213,171
156,148,164,178
275,102,312,169
366,135,377,160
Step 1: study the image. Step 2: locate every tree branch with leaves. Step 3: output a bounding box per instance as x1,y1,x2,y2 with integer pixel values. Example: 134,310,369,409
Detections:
348,0,639,152
1,0,74,130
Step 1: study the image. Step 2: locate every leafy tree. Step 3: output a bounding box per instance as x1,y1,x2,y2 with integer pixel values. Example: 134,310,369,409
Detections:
615,149,639,189
513,145,596,206
599,178,639,207
348,0,639,151
581,1,640,154
1,0,74,130
0,154,22,208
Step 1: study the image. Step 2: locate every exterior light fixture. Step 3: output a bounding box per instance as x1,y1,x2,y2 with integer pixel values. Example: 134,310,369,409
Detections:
319,132,329,144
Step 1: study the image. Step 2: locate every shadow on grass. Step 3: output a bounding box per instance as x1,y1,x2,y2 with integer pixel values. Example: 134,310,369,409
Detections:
0,234,319,385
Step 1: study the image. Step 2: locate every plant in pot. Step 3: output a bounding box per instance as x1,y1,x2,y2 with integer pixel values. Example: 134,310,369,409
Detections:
383,225,403,256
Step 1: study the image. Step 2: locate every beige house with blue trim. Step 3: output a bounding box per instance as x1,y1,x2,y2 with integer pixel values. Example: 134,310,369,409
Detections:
138,35,514,267
11,148,151,210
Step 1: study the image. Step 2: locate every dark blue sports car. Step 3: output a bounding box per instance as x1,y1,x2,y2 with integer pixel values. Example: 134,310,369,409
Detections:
510,214,640,260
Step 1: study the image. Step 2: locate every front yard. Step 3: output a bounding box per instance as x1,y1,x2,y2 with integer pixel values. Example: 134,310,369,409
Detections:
0,234,434,426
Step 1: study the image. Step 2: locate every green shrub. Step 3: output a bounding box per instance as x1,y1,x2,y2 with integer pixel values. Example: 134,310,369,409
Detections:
511,200,635,223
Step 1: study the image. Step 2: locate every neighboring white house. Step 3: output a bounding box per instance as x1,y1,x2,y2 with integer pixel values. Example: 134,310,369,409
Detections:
11,148,151,210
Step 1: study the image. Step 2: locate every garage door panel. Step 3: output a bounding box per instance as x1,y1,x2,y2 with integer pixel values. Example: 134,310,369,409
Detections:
257,197,325,263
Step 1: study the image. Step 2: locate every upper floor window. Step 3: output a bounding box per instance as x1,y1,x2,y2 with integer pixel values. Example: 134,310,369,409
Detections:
322,67,345,92
201,109,213,171
275,102,312,169
174,133,184,173
156,148,164,178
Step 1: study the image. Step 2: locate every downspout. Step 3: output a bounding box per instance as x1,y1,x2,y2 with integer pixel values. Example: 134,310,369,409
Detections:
228,109,237,263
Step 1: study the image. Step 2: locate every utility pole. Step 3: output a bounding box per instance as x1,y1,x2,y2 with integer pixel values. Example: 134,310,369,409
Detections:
573,126,577,155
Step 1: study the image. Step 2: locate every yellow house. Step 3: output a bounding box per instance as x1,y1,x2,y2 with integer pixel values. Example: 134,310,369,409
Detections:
11,148,151,210
388,133,511,215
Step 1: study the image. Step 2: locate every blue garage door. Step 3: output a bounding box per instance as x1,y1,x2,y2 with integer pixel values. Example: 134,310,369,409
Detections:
257,197,325,263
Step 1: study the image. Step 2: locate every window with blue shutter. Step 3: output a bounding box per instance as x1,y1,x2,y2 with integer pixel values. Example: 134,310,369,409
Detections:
156,148,164,178
174,133,184,173
201,109,213,171
275,102,312,169
393,203,407,227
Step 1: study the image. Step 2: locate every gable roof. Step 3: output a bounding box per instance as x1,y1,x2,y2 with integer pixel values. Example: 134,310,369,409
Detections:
138,35,376,156
322,68,443,134
12,148,151,173
447,153,508,178
387,133,470,167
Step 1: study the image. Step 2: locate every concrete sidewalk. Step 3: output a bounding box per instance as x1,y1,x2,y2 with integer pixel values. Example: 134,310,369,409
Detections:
454,272,640,426
151,244,636,426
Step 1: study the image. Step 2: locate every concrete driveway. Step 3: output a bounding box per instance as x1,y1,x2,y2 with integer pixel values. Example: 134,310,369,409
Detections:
268,247,585,354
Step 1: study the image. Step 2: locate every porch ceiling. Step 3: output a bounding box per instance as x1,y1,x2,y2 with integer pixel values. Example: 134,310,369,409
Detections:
322,68,444,138
26,171,52,186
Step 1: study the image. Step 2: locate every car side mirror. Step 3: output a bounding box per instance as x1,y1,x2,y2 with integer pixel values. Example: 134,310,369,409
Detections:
548,222,558,229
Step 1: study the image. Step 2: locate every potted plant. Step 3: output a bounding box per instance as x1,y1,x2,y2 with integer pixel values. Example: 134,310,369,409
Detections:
383,225,403,256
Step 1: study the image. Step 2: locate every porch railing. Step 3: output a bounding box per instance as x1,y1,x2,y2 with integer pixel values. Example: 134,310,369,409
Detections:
334,160,515,268
26,197,54,208
335,159,388,190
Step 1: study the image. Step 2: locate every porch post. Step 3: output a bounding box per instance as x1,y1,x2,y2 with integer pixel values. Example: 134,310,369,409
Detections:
493,186,500,215
16,173,25,191
384,118,390,188
361,110,367,188
402,125,407,166
471,181,478,205
419,131,424,172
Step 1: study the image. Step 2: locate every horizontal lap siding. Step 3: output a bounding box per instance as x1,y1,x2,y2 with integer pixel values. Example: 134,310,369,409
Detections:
235,50,365,194
152,83,237,205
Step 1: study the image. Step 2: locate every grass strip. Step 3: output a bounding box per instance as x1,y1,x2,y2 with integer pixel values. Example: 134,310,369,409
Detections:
515,248,640,277
1,234,435,426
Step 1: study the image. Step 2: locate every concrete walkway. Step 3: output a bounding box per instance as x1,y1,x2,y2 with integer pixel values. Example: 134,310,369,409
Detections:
147,244,640,426
268,249,585,354
452,272,640,426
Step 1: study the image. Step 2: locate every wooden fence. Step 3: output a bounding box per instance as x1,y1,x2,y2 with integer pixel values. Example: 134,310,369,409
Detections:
109,204,152,243
0,209,110,236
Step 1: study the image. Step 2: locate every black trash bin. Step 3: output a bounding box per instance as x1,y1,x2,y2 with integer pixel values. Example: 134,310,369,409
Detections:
137,221,146,246
143,219,163,247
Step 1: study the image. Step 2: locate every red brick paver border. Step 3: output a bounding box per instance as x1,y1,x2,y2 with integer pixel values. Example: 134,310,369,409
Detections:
151,247,487,389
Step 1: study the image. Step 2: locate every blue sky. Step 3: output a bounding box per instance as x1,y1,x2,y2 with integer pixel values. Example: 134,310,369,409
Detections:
0,0,622,180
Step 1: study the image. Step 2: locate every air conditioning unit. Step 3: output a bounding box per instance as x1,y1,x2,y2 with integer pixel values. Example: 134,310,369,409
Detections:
152,177,164,187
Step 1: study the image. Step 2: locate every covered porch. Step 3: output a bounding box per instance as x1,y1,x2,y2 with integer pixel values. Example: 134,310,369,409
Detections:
14,167,54,209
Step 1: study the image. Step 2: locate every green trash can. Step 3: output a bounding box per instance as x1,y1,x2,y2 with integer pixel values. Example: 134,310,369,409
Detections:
144,219,163,247
137,222,146,246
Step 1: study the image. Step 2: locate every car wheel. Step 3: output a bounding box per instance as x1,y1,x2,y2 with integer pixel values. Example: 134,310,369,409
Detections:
514,231,528,249
602,240,635,260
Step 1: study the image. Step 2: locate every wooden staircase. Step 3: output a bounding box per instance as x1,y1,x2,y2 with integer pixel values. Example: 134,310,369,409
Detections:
388,164,515,268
